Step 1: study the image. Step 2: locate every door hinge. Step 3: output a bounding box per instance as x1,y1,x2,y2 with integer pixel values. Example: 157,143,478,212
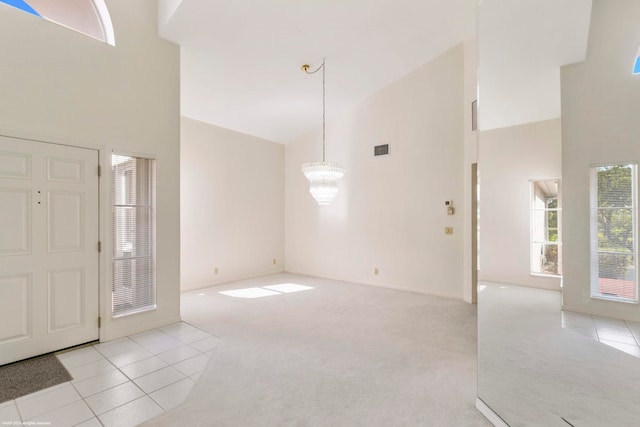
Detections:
98,165,102,177
98,317,102,328
98,241,102,252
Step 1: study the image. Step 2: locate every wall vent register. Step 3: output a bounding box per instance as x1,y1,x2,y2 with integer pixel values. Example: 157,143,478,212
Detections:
374,144,389,156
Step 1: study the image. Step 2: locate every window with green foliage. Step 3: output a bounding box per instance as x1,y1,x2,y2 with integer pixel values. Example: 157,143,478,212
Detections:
531,180,561,276
590,164,637,302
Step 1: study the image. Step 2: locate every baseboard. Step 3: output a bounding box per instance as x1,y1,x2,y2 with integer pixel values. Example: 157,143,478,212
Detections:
100,314,182,342
350,277,461,300
475,397,509,427
181,270,285,293
284,269,463,300
561,303,640,323
478,277,561,292
183,269,464,301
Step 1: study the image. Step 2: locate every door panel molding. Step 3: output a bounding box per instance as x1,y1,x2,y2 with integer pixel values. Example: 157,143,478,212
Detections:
0,151,31,179
0,135,99,365
48,268,85,333
0,274,32,343
46,156,85,183
0,188,31,256
47,191,85,253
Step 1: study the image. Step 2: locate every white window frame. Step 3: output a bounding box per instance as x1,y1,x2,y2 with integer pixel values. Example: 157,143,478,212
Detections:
590,162,638,303
530,179,562,277
0,0,115,45
111,153,157,317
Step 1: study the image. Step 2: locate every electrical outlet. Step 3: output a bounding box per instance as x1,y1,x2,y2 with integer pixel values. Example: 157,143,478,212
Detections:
374,268,379,275
214,267,219,274
445,227,454,235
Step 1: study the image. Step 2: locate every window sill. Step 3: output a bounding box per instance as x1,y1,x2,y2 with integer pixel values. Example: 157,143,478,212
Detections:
530,273,562,279
112,305,158,319
591,294,638,304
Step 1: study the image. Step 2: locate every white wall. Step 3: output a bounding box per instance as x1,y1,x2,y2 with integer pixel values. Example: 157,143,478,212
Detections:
463,39,479,303
562,0,640,320
0,0,181,340
285,44,466,299
479,119,562,290
180,117,284,291
476,0,592,132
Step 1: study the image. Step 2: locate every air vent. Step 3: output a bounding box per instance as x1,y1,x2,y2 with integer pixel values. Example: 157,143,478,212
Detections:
374,144,389,156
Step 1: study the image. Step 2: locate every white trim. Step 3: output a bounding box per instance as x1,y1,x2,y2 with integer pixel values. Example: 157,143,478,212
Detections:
99,314,181,342
92,0,115,46
0,128,103,152
591,294,638,304
180,270,285,292
530,272,561,279
111,154,157,318
478,276,561,292
529,178,562,277
562,303,640,323
284,270,463,300
0,133,104,354
112,149,157,161
475,398,509,427
186,271,463,300
589,163,639,302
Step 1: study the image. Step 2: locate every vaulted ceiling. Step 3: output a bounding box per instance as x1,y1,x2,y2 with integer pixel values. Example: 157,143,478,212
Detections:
158,0,476,143
158,0,593,142
478,0,592,130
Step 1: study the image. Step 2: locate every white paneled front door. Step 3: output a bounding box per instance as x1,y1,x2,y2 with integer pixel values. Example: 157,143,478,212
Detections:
0,136,99,365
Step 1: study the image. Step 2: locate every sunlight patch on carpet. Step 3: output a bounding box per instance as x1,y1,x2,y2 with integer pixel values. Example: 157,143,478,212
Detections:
263,284,314,293
219,283,314,299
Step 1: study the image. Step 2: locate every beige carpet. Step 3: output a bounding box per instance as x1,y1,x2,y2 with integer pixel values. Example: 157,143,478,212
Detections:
144,274,490,427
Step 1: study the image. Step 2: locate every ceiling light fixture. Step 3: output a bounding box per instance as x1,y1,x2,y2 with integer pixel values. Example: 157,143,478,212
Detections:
301,59,345,205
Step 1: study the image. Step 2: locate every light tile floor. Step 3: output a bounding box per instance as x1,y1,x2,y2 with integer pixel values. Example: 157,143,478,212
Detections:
0,322,218,427
562,310,640,357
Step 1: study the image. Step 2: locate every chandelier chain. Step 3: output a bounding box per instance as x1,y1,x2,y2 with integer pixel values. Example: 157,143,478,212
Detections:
302,59,326,162
322,59,325,162
300,58,344,206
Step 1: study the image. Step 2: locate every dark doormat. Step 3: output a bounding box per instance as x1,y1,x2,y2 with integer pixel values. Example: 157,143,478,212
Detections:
0,354,73,403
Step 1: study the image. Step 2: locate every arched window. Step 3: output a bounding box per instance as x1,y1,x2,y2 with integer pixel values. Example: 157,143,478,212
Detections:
0,0,114,45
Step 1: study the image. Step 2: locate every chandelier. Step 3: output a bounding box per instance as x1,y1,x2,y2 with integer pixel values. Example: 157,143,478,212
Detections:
301,59,345,205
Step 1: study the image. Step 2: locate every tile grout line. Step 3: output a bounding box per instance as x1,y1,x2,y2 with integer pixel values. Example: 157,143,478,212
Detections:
562,313,640,357
70,382,99,421
3,322,218,427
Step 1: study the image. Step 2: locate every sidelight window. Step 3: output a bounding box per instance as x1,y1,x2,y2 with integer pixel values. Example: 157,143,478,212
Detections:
531,179,562,276
590,163,638,302
112,154,156,317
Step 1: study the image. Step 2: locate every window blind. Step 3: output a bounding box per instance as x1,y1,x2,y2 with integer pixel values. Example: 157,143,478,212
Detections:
590,164,637,301
112,154,157,317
